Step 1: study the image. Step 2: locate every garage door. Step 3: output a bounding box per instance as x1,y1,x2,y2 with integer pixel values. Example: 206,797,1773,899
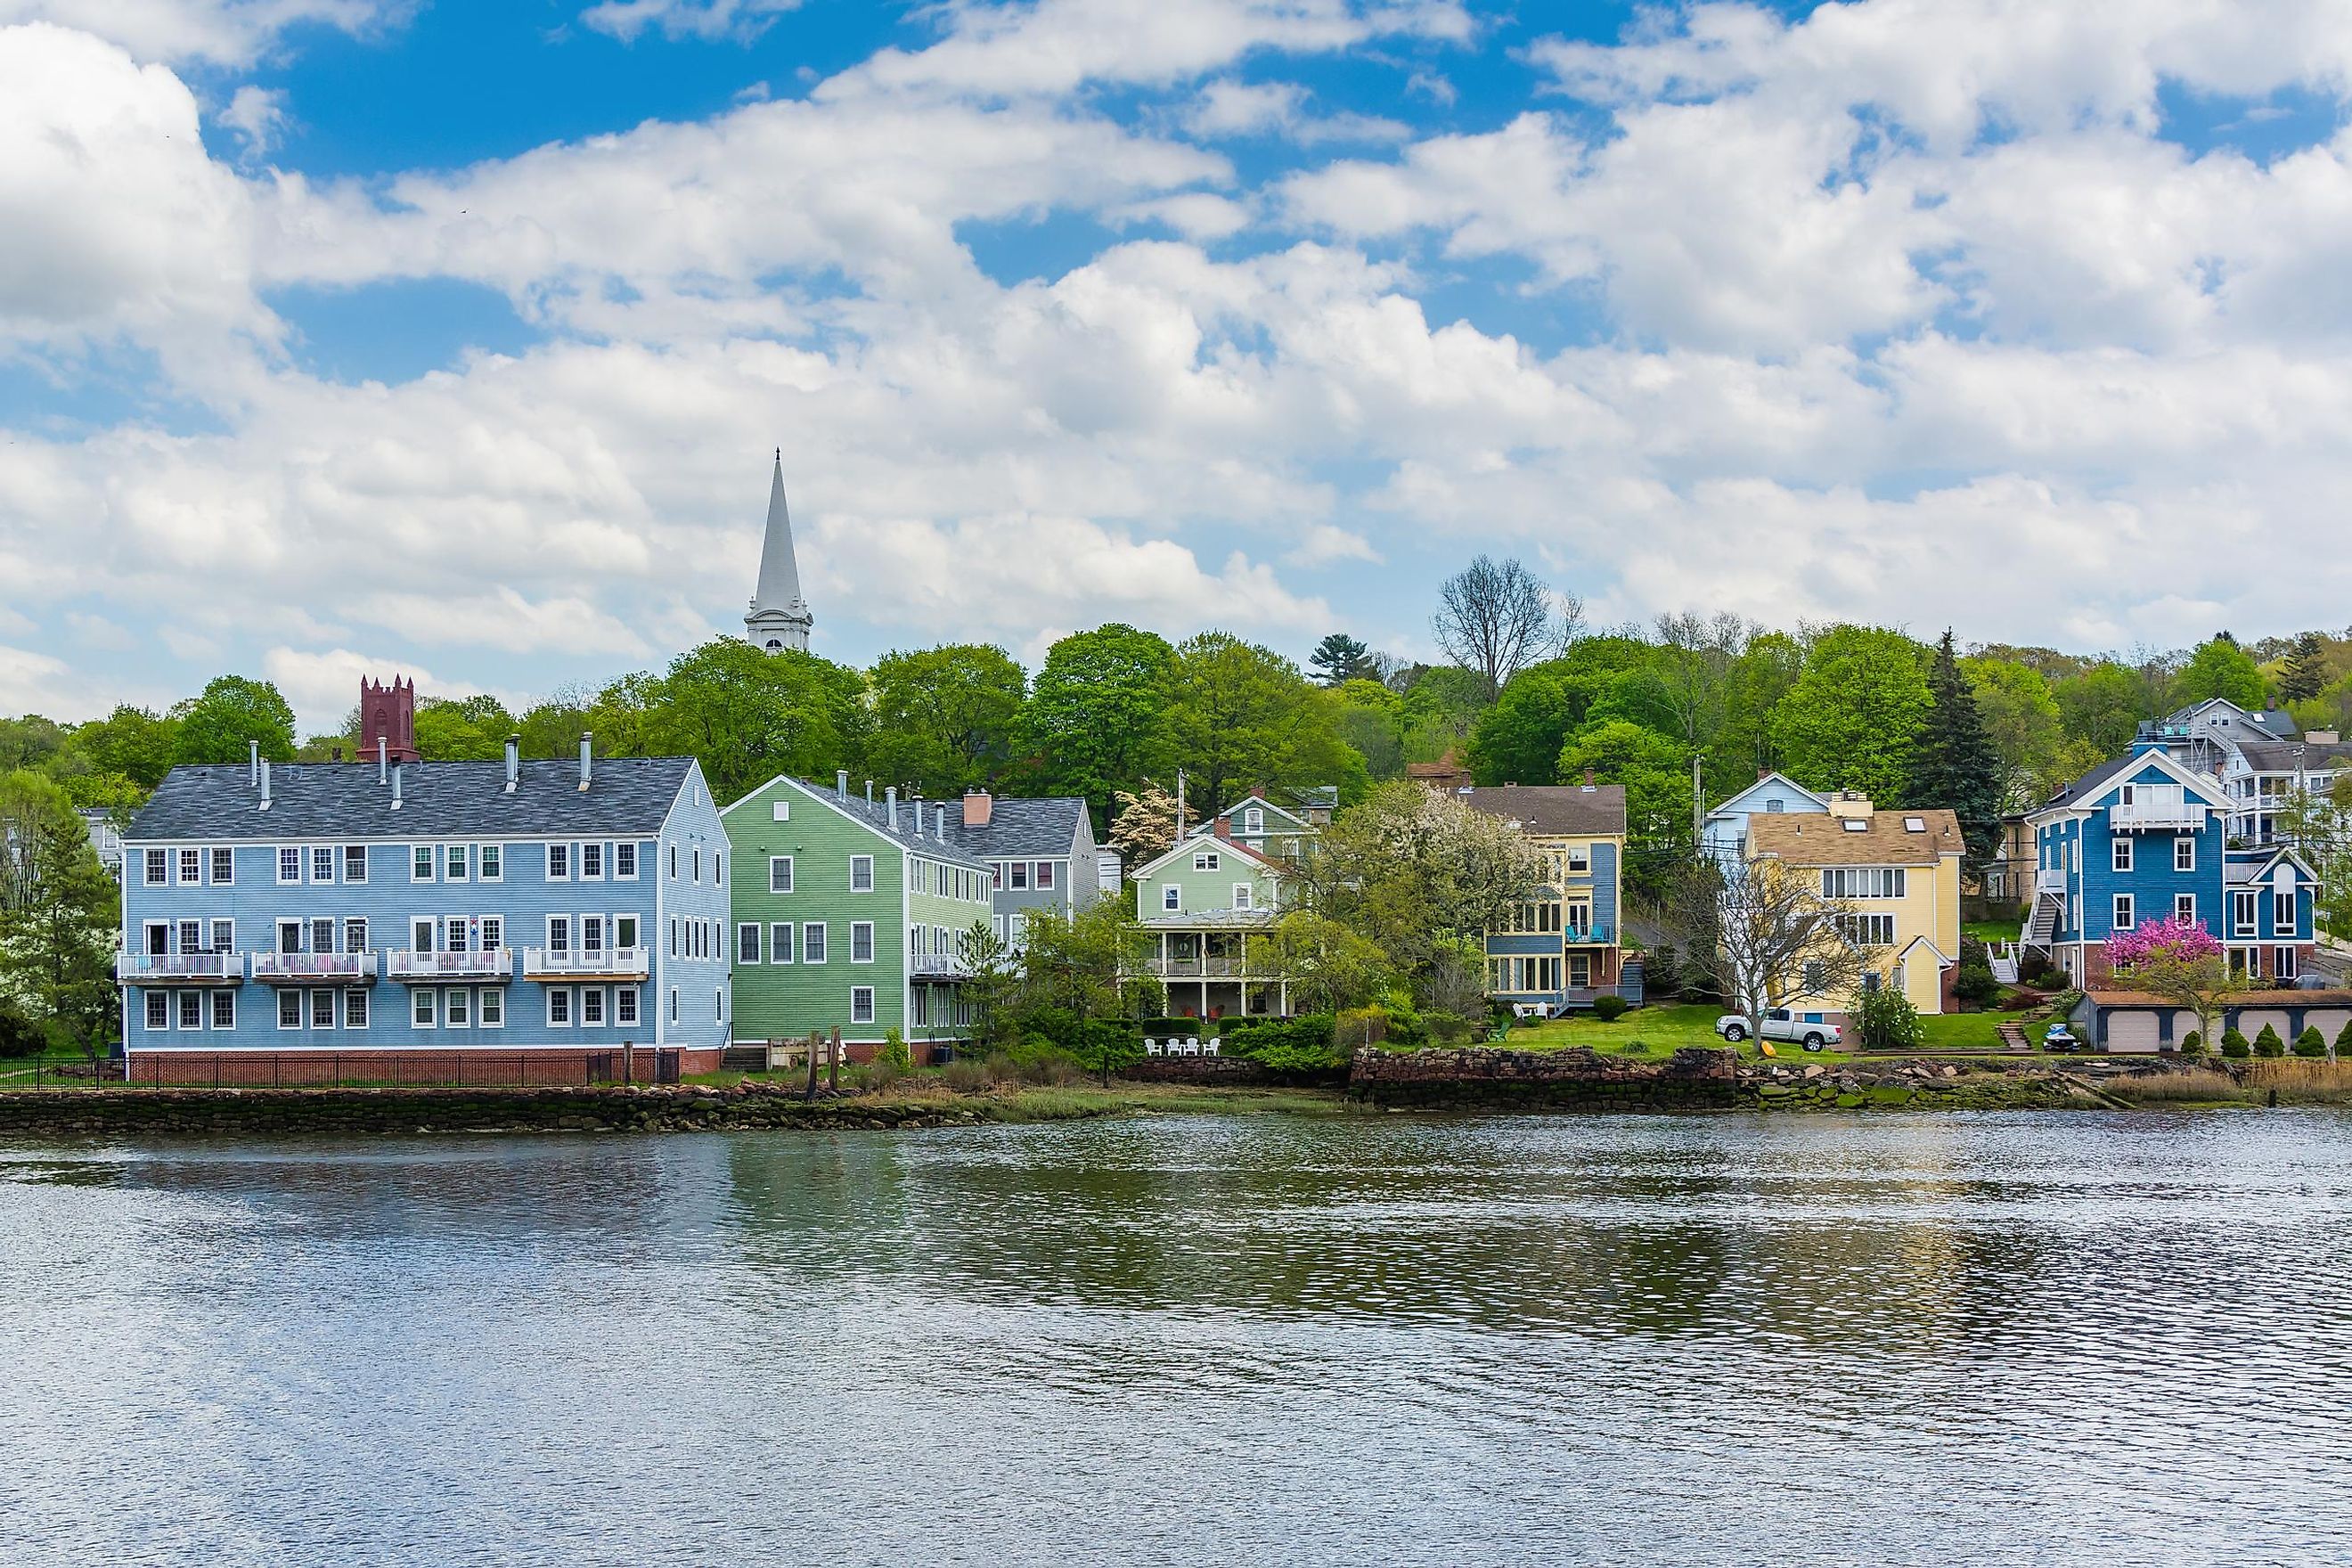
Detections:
2304,1010,2351,1041
2103,1010,2161,1053
2239,1010,2293,1044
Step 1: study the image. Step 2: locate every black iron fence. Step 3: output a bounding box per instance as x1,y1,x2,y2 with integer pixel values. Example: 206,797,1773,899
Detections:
8,1051,684,1090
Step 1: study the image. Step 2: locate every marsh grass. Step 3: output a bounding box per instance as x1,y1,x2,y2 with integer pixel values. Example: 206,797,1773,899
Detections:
2245,1059,2352,1103
2103,1069,2246,1104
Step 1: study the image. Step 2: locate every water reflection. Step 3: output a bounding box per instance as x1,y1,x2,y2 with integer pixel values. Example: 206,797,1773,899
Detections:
3,1112,2350,1565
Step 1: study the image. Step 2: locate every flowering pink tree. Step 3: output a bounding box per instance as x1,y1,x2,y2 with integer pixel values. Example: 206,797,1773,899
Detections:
2104,917,2242,1048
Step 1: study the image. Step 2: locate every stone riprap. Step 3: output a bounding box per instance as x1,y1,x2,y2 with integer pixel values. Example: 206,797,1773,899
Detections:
1350,1046,2092,1111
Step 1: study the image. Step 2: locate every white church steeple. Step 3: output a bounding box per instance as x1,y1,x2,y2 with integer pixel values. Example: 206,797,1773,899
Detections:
745,450,813,654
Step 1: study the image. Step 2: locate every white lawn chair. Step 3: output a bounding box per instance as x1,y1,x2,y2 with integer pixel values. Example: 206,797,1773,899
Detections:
1182,1036,1201,1056
1144,1039,1164,1056
1203,1038,1220,1058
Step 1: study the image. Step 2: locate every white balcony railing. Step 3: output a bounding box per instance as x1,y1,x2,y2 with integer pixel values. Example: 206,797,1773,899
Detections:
2112,801,2205,829
116,951,239,984
911,952,971,978
2037,870,2066,894
519,946,649,980
249,951,376,984
385,948,515,983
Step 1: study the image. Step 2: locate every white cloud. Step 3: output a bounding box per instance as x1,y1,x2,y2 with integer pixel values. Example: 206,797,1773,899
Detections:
0,0,402,66
577,0,803,44
1184,78,1410,143
261,646,461,731
0,641,148,720
217,84,289,159
1282,521,1380,566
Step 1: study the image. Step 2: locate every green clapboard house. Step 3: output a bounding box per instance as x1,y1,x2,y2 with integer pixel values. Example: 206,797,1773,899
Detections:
722,772,994,1056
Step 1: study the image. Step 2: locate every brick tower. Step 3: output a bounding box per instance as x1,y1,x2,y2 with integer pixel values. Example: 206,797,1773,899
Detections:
359,676,421,763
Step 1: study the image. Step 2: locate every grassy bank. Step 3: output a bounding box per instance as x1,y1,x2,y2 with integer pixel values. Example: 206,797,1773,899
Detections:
691,1074,1355,1121
1499,1003,2049,1068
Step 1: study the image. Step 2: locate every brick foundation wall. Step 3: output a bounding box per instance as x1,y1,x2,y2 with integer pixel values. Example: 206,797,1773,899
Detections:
120,1046,723,1088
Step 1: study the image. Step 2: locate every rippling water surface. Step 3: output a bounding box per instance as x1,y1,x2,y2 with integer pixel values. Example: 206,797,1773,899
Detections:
4,1111,2351,1565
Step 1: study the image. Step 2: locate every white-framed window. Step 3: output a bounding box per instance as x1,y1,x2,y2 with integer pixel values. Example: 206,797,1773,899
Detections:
2176,894,2198,927
211,991,236,1030
770,922,793,964
345,845,368,883
667,917,679,958
738,923,761,964
2112,837,2133,874
615,914,638,951
2276,946,2299,981
582,916,606,959
412,916,436,953
992,862,1004,890
668,988,680,1024
852,921,874,963
176,919,201,957
715,853,723,887
1244,807,1263,835
772,800,790,821
1010,862,1029,890
770,856,794,894
2234,890,2258,935
804,922,827,964
344,989,368,1029
669,844,678,879
692,847,701,883
851,986,875,1025
1035,861,1055,890
144,992,169,1031
1821,868,1907,898
548,988,573,1027
344,918,367,955
310,988,336,1029
2274,891,2298,932
1162,884,1180,911
715,988,724,1024
850,854,873,892
614,842,636,879
1195,852,1220,872
1836,913,1898,947
211,847,234,885
478,988,504,1029
548,915,572,955
412,989,436,1028
582,843,604,880
280,847,303,885
1233,883,1254,911
481,915,503,951
143,848,167,886
176,847,200,885
310,918,336,956
412,845,434,882
446,844,470,883
2175,837,2196,873
276,919,302,956
445,987,471,1029
2113,893,2136,930
279,990,303,1030
548,844,569,880
311,845,335,884
614,987,636,1027
580,987,604,1027
210,919,234,953
177,990,203,1031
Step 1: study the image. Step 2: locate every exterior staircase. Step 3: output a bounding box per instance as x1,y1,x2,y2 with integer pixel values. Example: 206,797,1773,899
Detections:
1997,1021,2031,1052
2024,894,2062,946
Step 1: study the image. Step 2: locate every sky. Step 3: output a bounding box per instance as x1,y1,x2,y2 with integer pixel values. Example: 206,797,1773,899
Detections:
4,0,2351,731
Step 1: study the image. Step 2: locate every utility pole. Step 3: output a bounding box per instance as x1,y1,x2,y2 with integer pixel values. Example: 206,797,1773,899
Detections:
1176,769,1188,841
1691,753,1704,857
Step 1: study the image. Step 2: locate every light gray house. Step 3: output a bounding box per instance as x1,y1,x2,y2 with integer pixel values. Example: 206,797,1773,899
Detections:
948,791,1105,948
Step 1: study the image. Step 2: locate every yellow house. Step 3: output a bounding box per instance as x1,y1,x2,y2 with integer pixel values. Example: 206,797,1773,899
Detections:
1746,798,1964,1019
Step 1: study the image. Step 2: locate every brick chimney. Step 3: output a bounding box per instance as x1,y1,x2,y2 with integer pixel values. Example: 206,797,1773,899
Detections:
963,788,992,829
359,676,421,764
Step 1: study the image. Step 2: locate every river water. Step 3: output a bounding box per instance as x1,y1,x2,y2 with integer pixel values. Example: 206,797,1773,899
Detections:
4,1111,2349,1566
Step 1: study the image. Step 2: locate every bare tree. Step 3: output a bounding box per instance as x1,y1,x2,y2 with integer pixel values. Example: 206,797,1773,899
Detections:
1653,611,1756,750
1432,555,1574,699
1656,859,1866,1035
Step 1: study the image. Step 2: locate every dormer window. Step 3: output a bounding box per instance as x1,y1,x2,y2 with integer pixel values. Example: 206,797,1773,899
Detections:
1765,800,1784,813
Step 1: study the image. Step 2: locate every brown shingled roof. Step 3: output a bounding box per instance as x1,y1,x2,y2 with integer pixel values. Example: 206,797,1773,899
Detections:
1747,807,1964,866
1456,784,1627,837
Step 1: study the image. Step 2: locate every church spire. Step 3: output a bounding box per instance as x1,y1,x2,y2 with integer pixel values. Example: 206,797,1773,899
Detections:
745,449,813,654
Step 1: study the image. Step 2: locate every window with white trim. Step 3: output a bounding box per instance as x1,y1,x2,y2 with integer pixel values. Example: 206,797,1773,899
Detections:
772,800,789,821
481,915,502,951
1195,852,1220,871
2174,837,2195,873
1035,861,1054,890
478,843,502,882
177,991,203,1031
850,854,873,892
412,845,434,882
669,844,678,878
1244,807,1263,835
2276,946,2299,981
1163,884,1180,911
548,916,571,955
412,989,436,1028
738,923,761,964
668,988,680,1024
1837,913,1898,947
851,986,875,1025
804,923,827,964
211,847,234,885
2234,890,2258,935
548,988,573,1027
211,991,236,1030
145,992,169,1031
770,856,794,894
478,988,504,1028
614,842,635,878
613,987,635,1026
2176,894,2198,927
2112,837,2133,874
1233,883,1254,911
715,988,724,1024
580,987,604,1027
2274,891,2298,932
279,991,303,1029
176,847,199,885
210,919,233,954
692,847,701,882
852,921,874,963
2112,893,2136,930
280,847,303,885
309,988,335,1029
445,987,471,1029
344,918,367,955
446,844,469,882
548,844,569,880
614,915,637,951
143,848,167,886
311,846,335,884
1010,862,1028,890
770,923,793,964
344,989,367,1030
1822,868,1907,898
667,918,679,959
582,843,603,880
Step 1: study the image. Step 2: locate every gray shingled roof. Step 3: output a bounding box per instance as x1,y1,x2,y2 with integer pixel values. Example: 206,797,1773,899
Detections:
948,796,1087,860
781,782,992,867
2239,740,2352,772
128,757,697,842
2041,752,2144,811
1456,784,1627,837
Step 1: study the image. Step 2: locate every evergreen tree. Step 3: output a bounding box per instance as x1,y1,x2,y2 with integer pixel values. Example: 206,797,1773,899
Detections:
1907,631,2005,870
2280,631,2328,706
1308,633,1376,687
0,788,118,1057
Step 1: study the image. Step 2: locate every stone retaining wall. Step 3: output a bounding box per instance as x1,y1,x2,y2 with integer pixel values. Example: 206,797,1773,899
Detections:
1350,1045,1744,1109
1120,1056,1278,1084
0,1082,991,1138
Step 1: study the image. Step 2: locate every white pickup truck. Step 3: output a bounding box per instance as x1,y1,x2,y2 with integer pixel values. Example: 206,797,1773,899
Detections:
1715,1009,1841,1049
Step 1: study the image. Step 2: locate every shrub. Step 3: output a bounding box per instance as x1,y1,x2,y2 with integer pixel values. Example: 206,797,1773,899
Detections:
2020,950,2062,988
1223,1014,1345,1073
2338,1019,2352,1058
1425,1010,1474,1046
1954,963,2001,1007
1640,943,1683,1002
940,1058,990,1092
1334,1007,1391,1053
1850,982,1924,1052
881,1028,911,1073
1619,1039,1651,1056
2179,1030,2207,1058
2221,1029,2250,1059
1590,993,1630,1023
1070,1019,1144,1079
853,1058,903,1093
2254,1023,2287,1058
2295,1026,2329,1059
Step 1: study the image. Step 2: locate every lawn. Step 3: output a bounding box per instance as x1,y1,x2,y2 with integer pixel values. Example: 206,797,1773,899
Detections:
1499,1001,2058,1064
1964,919,2024,945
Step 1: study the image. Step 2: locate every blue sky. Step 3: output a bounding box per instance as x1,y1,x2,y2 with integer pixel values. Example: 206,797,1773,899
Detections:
3,0,2351,728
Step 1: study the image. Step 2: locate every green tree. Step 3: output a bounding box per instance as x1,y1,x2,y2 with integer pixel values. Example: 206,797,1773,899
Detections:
1395,665,1490,763
1557,720,1695,875
1014,624,1175,828
0,716,72,773
170,676,298,766
1707,629,1803,788
1267,909,1392,1014
866,643,1026,797
412,701,505,761
1017,897,1147,1021
1964,656,2066,807
2278,632,2328,706
2054,661,2153,755
1150,633,1361,819
516,690,595,760
2173,636,2267,710
1770,626,1931,805
1333,678,1407,780
1309,633,1376,686
644,640,854,804
0,771,116,1055
75,705,179,788
1465,636,1655,788
1908,631,2005,868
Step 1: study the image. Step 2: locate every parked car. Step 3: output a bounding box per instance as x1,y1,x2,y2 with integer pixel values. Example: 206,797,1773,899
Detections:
1715,1009,1842,1049
2042,1023,2083,1052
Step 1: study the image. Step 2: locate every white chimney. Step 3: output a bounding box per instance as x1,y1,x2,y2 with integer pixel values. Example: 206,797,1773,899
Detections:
258,757,272,810
249,740,259,788
390,764,403,811
577,732,592,793
378,735,388,783
504,736,519,793
886,786,898,830
934,804,947,842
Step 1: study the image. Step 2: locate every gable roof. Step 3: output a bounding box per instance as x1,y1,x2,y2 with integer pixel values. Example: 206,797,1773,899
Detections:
1748,807,1963,866
724,776,991,867
947,796,1089,859
2163,698,2293,738
2238,739,2352,772
1704,772,1830,822
129,757,698,843
1129,833,1282,880
2033,746,2232,820
2224,845,2318,885
1456,784,1627,837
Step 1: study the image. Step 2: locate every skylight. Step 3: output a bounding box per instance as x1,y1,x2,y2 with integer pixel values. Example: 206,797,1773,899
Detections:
1904,816,1925,833
1842,820,1867,832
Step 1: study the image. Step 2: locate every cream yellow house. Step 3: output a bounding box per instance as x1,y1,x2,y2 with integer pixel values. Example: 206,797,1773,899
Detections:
1746,799,1964,1020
